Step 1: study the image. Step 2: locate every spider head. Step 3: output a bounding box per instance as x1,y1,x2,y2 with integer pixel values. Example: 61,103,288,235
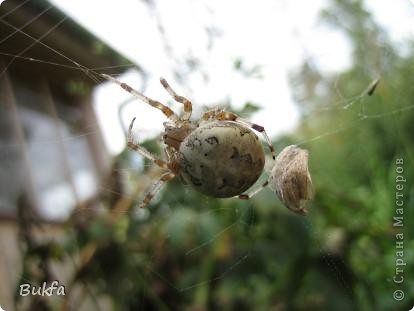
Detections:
163,121,197,150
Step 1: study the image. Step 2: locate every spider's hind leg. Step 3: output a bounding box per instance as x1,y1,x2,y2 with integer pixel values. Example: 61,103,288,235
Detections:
139,172,176,208
238,181,269,200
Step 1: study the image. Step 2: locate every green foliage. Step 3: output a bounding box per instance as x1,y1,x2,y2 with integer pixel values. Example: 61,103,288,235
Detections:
65,79,90,96
233,58,263,78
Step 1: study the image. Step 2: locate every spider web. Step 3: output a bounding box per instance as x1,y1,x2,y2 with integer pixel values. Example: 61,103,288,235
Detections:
0,0,413,310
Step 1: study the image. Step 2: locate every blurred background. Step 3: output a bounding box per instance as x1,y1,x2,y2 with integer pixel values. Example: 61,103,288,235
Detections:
0,0,414,310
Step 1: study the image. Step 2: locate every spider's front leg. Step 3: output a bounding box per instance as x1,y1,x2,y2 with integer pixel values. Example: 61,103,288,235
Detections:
160,77,192,120
139,172,176,208
126,118,178,208
202,110,276,160
127,117,170,169
101,74,179,122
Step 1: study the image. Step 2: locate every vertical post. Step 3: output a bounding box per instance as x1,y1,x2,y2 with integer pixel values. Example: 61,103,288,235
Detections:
0,62,40,212
78,93,112,184
0,62,39,309
39,78,81,207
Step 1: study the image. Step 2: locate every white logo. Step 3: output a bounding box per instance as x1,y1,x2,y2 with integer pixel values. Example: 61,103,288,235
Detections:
0,304,5,311
0,0,6,6
409,305,414,311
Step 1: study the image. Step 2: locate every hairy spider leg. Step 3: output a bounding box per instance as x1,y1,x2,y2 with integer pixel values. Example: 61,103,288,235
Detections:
238,181,269,200
101,74,179,122
160,77,192,120
139,172,176,208
127,117,169,170
202,110,276,160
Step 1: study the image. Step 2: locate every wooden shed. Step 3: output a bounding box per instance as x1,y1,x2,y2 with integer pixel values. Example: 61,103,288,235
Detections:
0,0,139,309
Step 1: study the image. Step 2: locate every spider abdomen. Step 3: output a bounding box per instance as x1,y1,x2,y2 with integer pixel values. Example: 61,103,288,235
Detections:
179,121,265,198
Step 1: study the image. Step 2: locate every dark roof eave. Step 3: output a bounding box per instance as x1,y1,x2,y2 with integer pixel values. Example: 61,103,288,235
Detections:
0,0,141,85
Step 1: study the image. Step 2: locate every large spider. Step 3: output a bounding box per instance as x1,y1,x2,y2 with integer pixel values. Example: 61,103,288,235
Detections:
102,74,312,214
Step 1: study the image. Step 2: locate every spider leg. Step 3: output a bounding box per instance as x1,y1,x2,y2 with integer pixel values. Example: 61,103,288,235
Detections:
101,74,179,122
160,77,192,120
202,110,276,160
139,171,176,208
238,181,269,200
127,117,169,169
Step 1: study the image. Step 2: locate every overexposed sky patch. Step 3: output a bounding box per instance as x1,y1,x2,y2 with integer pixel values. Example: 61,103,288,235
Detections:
50,0,412,154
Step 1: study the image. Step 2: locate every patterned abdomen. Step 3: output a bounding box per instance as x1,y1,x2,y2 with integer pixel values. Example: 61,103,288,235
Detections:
179,121,265,197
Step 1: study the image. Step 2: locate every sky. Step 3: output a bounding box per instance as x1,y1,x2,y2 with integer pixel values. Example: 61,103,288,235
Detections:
49,0,414,155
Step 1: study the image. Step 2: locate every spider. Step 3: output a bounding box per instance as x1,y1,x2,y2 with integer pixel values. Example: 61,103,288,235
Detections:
101,74,312,214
